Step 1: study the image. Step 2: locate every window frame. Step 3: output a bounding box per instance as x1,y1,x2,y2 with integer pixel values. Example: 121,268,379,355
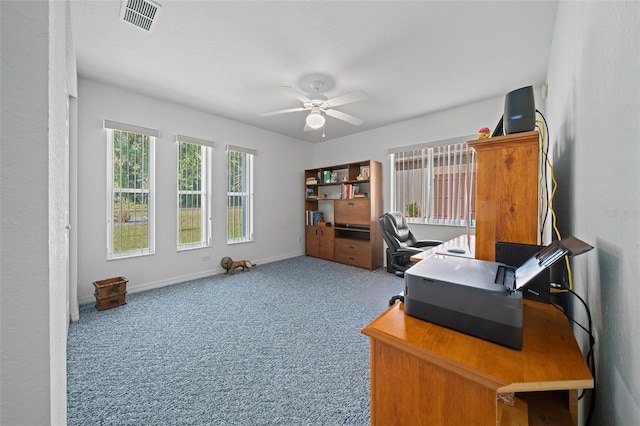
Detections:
104,121,157,259
390,136,476,227
175,135,213,251
226,145,256,244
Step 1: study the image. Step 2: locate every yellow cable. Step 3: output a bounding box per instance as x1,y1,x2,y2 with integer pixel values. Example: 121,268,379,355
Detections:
537,118,573,292
536,120,548,242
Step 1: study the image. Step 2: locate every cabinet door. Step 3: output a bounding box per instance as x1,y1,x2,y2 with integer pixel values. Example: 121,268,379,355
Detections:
334,199,370,226
305,226,319,258
469,132,539,261
318,227,335,260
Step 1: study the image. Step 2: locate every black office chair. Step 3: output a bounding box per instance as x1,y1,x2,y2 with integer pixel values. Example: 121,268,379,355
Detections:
379,211,443,277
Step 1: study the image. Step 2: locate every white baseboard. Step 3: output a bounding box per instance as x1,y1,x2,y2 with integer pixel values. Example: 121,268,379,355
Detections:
77,251,305,306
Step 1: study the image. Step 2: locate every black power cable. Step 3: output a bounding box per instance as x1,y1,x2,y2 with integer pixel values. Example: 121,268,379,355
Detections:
549,283,596,425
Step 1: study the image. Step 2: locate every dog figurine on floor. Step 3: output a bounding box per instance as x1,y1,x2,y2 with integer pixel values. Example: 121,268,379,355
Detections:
220,256,256,275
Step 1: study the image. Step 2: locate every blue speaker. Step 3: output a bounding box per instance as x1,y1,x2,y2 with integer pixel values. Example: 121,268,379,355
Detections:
504,86,535,134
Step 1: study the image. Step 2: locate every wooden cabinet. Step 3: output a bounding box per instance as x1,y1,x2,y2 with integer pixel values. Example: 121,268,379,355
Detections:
305,225,334,260
468,131,540,261
334,237,370,269
362,300,593,426
334,199,370,226
304,160,382,270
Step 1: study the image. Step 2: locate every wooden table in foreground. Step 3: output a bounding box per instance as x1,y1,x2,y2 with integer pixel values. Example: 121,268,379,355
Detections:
361,300,593,426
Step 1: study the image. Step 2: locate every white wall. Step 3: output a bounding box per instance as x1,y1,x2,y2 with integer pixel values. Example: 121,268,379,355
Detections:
314,91,545,243
0,1,69,424
48,2,72,423
546,2,640,424
76,79,313,304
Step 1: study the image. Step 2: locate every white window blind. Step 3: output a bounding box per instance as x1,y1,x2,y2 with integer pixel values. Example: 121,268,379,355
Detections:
390,137,476,226
104,121,157,258
176,135,213,250
226,145,255,243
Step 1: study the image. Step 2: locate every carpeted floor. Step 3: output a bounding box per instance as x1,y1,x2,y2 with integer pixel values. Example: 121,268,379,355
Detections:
67,256,403,425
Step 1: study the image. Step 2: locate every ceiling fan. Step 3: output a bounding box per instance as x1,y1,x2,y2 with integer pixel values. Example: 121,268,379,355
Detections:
260,80,368,131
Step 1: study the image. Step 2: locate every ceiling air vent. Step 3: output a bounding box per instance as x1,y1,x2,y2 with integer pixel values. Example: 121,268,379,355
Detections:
120,0,161,32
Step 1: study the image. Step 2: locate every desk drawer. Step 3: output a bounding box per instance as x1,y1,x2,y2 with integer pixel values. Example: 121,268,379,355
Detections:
335,238,371,269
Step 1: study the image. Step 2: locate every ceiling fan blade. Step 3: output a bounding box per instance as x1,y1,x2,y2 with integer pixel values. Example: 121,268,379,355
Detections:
326,109,364,126
281,86,312,103
325,91,368,108
260,107,305,117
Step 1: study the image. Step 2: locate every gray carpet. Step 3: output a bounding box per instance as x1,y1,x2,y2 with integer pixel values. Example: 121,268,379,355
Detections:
67,256,403,425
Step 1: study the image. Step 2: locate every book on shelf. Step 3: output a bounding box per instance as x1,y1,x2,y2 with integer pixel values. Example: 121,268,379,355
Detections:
341,183,365,199
305,210,324,226
306,187,316,199
341,183,350,199
306,177,318,184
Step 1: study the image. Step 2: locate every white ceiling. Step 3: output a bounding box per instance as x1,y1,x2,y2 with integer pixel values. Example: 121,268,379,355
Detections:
70,0,558,143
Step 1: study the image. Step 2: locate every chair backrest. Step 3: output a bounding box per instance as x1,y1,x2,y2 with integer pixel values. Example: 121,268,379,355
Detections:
379,211,417,250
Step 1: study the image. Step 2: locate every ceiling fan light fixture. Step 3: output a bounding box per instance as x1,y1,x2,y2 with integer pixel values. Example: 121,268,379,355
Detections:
306,111,325,129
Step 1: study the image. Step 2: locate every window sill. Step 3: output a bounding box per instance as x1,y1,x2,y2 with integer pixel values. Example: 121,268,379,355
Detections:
107,251,155,261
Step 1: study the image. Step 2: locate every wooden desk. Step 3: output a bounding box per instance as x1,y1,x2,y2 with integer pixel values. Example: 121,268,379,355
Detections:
361,300,593,426
409,234,475,263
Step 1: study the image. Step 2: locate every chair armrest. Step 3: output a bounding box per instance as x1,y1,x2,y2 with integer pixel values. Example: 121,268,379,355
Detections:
413,239,444,248
389,247,425,256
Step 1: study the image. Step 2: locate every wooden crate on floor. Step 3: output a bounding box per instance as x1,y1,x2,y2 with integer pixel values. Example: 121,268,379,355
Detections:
93,276,128,310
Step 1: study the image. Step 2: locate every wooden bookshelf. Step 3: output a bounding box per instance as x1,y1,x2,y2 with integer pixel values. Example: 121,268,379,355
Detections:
304,160,382,270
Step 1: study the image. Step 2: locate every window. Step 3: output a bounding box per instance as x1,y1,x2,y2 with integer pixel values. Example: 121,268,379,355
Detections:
226,145,255,243
104,120,157,258
390,137,476,226
176,135,213,250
